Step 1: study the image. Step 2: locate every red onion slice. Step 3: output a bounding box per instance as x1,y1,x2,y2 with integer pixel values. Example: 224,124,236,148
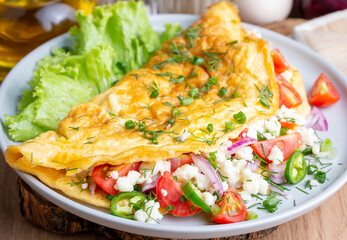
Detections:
191,154,224,195
304,106,328,131
178,132,190,142
247,159,261,172
269,162,287,184
141,175,160,192
88,179,97,196
227,137,257,154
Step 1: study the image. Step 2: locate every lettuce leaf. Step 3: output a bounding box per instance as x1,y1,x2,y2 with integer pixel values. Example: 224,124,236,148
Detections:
5,0,181,142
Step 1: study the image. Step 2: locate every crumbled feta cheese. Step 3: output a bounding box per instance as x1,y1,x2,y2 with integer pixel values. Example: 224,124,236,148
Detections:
173,164,200,182
276,105,305,125
247,120,265,139
219,159,247,188
114,171,141,192
234,146,254,161
310,179,319,187
281,70,293,82
216,140,233,163
265,117,281,136
242,168,268,195
194,173,211,191
312,143,321,155
81,183,88,190
287,130,293,134
240,191,252,202
134,209,147,222
134,200,163,224
263,132,274,140
161,189,168,197
298,127,319,147
222,181,229,192
202,192,217,206
109,170,119,180
268,145,284,165
137,160,171,184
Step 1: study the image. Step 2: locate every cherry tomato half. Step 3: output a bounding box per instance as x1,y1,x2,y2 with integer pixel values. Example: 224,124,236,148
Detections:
169,154,193,172
276,74,302,108
92,163,140,196
250,133,302,163
210,187,247,224
308,73,340,107
156,171,200,217
271,49,289,74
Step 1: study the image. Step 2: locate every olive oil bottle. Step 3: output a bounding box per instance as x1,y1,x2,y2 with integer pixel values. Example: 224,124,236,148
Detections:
0,0,96,81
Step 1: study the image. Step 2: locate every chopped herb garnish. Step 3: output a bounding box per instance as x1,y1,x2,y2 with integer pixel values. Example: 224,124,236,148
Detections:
52,160,65,165
224,121,235,133
183,25,202,48
248,203,261,209
66,168,78,172
105,194,113,201
178,95,194,106
180,195,187,203
280,127,289,136
171,108,181,117
207,123,214,133
30,152,33,162
233,111,247,124
255,83,273,109
69,126,79,130
218,87,227,98
61,134,68,139
203,51,224,72
189,87,200,98
294,200,296,206
164,102,174,107
208,77,218,85
315,171,326,183
260,195,281,213
257,131,267,141
307,164,318,175
145,81,160,98
125,120,136,130
226,40,238,49
295,187,309,195
166,205,174,211
191,56,204,66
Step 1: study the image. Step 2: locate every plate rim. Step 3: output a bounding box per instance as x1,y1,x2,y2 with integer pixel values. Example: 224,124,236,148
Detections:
1,14,347,239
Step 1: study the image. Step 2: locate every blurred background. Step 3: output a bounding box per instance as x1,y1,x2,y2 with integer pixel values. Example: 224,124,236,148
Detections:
1,0,346,81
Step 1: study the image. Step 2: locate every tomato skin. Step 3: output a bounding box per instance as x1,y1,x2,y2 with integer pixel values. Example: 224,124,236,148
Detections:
156,171,200,217
92,163,140,196
279,121,297,129
308,73,340,107
169,154,193,172
276,74,302,108
250,133,302,163
271,49,289,74
211,187,247,224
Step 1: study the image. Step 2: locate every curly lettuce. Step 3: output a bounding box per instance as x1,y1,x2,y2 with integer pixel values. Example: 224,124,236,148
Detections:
5,0,182,142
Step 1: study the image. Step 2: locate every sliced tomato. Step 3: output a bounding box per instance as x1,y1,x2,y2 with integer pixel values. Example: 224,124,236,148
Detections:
276,74,302,108
211,187,247,224
92,163,140,196
271,49,289,74
279,121,297,129
250,133,302,163
169,154,194,172
156,171,200,217
308,73,340,107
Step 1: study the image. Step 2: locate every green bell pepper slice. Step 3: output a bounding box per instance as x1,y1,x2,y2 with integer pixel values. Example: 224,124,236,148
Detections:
284,151,307,184
110,191,147,219
181,180,212,214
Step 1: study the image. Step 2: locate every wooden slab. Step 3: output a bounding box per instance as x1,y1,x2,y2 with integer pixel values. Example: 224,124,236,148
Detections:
17,178,277,239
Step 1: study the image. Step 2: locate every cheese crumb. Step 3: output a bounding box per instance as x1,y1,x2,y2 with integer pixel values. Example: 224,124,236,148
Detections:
268,145,284,165
81,183,88,190
114,171,141,192
109,171,119,180
310,179,319,187
161,189,168,197
234,146,254,161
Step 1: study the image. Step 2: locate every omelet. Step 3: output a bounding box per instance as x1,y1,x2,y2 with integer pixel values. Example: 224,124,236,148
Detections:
5,2,310,208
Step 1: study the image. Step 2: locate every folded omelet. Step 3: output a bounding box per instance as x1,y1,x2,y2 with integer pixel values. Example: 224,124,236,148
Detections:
5,2,310,207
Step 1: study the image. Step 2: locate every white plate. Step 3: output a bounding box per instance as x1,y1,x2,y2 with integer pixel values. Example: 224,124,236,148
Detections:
1,14,347,239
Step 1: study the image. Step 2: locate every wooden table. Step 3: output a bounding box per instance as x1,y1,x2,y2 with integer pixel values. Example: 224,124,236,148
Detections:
1,19,347,240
